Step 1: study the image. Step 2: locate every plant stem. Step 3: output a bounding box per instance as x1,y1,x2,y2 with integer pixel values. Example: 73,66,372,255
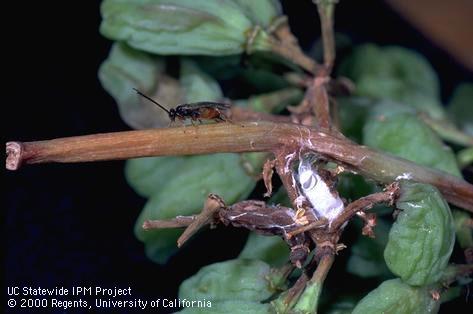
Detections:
457,147,473,169
311,253,335,285
315,0,337,73
330,183,399,231
420,114,473,147
269,38,322,75
143,216,196,230
441,264,473,286
292,253,335,313
6,122,473,211
311,76,331,130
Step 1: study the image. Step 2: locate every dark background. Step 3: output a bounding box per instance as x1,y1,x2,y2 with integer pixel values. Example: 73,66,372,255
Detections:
5,1,472,313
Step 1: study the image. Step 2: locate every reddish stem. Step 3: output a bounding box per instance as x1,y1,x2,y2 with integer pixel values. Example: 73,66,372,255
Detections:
6,122,473,211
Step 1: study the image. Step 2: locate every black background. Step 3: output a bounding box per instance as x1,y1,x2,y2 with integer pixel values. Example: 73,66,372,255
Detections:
5,1,472,313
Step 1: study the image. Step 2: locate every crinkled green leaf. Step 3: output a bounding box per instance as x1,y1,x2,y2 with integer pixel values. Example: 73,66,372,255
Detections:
125,157,187,198
178,300,270,313
448,83,473,136
347,219,392,278
179,259,273,302
239,233,289,266
367,100,415,117
100,0,271,56
180,58,223,102
340,45,439,96
352,278,439,314
131,154,255,263
98,42,168,129
339,44,445,120
384,181,455,286
232,0,281,28
363,103,461,177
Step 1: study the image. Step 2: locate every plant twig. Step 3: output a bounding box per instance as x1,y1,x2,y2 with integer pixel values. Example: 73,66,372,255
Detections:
419,113,473,147
311,76,331,130
143,216,196,230
292,253,335,313
457,147,473,169
6,122,473,211
311,253,335,285
315,0,337,73
330,182,400,231
177,194,225,247
269,38,322,75
286,219,328,238
441,264,473,286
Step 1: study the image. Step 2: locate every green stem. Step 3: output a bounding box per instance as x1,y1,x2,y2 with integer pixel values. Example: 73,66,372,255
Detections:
315,0,337,72
293,254,335,313
420,114,473,147
457,147,473,169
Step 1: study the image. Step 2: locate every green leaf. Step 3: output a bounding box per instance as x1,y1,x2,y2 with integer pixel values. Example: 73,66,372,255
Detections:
448,83,473,136
384,181,455,286
347,219,392,278
125,157,186,198
130,154,255,263
180,59,223,102
98,42,167,129
339,44,445,120
363,103,461,177
232,0,281,28
179,258,273,302
178,300,270,313
100,0,271,56
352,278,439,314
239,233,289,266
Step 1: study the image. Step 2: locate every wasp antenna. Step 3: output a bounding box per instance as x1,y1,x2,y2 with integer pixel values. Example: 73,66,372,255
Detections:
133,88,170,114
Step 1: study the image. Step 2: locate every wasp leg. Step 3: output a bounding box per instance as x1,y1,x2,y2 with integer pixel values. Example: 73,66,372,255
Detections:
216,114,233,124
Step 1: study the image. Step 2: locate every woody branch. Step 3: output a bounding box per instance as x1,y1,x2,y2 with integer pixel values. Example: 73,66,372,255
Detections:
6,121,473,212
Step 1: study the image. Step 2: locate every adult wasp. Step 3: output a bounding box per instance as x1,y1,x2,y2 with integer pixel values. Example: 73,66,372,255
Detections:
133,88,231,124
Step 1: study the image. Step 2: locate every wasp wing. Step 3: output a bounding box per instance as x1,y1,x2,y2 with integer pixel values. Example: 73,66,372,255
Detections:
180,102,232,110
